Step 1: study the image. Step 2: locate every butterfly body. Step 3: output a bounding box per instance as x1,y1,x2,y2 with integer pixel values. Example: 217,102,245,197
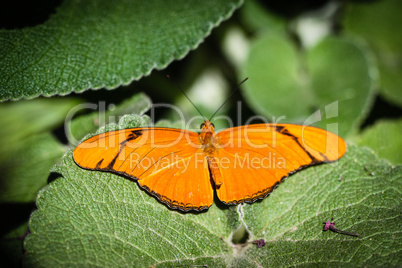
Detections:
73,121,346,212
200,121,218,155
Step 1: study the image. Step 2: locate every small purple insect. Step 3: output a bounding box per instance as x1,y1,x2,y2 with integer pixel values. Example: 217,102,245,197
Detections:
323,218,359,237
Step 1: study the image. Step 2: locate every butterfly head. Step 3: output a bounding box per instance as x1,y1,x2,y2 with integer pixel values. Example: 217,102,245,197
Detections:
200,120,216,140
200,120,215,131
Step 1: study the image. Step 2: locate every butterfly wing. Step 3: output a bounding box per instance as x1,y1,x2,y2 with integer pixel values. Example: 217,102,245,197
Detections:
73,128,213,211
213,124,346,204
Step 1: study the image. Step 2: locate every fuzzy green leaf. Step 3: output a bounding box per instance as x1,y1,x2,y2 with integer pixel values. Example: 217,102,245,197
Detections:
242,34,375,138
24,141,401,266
241,145,401,266
0,0,243,101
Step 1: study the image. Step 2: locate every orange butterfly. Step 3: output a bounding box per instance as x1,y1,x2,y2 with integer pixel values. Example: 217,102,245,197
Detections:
73,120,346,212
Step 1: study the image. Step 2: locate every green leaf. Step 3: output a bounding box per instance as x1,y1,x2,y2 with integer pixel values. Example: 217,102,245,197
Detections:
0,98,80,203
0,0,243,101
241,146,401,266
242,34,375,137
25,153,238,267
24,142,401,266
0,98,80,146
68,92,152,143
353,119,402,165
0,98,79,264
343,0,402,107
0,133,66,203
240,0,286,34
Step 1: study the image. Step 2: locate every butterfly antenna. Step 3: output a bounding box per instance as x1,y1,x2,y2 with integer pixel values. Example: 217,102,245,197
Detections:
167,75,206,120
209,77,248,121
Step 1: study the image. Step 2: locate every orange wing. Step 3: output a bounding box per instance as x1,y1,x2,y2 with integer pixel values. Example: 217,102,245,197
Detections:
73,128,213,211
212,124,346,205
